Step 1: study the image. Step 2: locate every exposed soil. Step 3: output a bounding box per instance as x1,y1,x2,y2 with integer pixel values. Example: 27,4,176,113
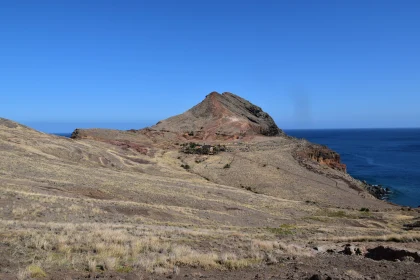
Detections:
1,93,419,280
2,254,420,280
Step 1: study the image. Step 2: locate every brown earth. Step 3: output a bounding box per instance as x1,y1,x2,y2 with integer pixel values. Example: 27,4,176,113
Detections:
1,93,419,279
150,91,283,140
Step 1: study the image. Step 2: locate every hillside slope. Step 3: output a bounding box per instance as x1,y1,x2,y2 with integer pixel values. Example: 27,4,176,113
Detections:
1,100,419,279
71,92,383,209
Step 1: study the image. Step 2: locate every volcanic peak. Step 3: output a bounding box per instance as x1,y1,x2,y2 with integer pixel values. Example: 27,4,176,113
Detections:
151,91,283,139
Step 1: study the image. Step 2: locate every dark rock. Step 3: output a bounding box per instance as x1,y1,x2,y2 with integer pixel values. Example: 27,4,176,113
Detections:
355,247,363,255
363,183,392,200
365,246,420,263
70,128,81,139
403,220,420,229
343,244,355,255
308,274,322,280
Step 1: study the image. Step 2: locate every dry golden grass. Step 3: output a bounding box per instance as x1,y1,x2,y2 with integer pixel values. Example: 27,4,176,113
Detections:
2,120,420,278
27,264,47,278
16,269,29,280
320,232,420,243
4,220,298,275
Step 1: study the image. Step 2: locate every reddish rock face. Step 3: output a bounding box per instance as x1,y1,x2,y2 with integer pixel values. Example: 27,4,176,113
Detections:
294,144,347,172
70,91,347,175
150,91,283,140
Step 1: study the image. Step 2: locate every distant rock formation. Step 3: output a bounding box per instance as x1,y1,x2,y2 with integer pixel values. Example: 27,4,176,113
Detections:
150,91,283,140
293,143,347,172
70,92,351,177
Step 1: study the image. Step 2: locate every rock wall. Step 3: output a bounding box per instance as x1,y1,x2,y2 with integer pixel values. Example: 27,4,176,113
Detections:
294,143,347,172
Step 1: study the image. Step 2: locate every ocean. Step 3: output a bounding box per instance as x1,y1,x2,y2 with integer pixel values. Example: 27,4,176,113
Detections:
53,129,420,207
285,129,420,207
54,133,72,138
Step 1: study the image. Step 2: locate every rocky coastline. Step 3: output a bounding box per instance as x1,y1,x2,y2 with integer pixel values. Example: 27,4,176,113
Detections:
292,141,395,203
362,180,392,200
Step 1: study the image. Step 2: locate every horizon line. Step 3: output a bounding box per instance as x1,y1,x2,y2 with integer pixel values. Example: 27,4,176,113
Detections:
47,127,420,134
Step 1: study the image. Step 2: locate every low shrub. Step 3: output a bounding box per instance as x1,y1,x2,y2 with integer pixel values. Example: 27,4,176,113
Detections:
181,164,190,170
27,264,47,278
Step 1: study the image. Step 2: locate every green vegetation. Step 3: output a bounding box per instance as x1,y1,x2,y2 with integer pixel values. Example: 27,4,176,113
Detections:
189,142,197,148
116,266,133,273
181,164,190,170
310,208,374,220
266,224,296,236
304,216,328,222
27,264,47,278
315,209,358,219
325,210,348,218
181,142,226,155
223,163,230,169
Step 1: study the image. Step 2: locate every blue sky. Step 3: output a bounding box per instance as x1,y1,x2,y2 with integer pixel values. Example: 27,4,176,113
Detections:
1,0,419,132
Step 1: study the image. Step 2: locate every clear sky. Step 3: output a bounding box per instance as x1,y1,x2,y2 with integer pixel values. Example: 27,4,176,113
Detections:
1,0,419,132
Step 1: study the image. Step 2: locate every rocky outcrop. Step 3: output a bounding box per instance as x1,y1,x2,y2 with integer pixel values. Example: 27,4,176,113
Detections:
150,91,283,140
365,246,420,263
362,181,392,200
0,118,19,129
314,243,420,264
293,143,347,172
70,128,81,139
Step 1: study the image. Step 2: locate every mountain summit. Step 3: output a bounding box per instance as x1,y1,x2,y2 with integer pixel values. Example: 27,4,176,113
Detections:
151,92,283,140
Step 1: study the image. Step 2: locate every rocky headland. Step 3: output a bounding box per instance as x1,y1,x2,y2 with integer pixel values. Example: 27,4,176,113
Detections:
1,92,419,279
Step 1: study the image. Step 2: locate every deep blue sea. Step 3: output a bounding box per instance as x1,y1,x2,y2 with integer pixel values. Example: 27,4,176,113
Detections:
285,129,420,207
55,133,72,138
54,129,420,207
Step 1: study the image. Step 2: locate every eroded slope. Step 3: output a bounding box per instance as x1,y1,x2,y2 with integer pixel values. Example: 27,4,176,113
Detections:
1,115,419,279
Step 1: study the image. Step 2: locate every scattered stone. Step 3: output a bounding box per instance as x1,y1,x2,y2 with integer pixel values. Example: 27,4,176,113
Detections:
343,244,356,255
403,220,420,230
363,183,392,200
308,274,322,280
365,246,420,263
